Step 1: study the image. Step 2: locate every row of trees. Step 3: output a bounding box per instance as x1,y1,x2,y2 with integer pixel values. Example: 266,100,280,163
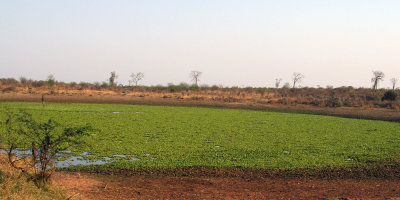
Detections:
108,71,202,87
108,70,396,90
108,71,144,87
6,70,399,90
371,71,398,90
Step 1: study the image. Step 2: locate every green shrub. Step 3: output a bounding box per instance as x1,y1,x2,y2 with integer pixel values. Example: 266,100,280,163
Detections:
382,90,397,101
1,111,93,183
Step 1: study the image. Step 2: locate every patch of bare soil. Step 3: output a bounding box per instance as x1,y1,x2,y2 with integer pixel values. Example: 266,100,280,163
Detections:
53,172,400,200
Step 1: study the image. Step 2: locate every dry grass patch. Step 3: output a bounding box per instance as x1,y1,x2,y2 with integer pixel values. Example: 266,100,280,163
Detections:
0,153,69,200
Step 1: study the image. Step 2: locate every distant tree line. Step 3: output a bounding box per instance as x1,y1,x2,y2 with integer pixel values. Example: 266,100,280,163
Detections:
4,70,398,91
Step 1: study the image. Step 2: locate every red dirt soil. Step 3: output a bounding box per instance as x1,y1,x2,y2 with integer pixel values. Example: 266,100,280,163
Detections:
53,172,400,200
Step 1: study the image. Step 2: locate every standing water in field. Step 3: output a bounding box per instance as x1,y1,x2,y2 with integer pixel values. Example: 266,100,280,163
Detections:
0,149,142,168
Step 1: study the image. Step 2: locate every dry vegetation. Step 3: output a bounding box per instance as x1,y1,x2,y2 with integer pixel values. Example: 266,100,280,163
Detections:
1,77,399,111
0,154,68,200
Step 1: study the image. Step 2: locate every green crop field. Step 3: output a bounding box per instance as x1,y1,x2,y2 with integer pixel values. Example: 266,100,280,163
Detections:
1,102,399,170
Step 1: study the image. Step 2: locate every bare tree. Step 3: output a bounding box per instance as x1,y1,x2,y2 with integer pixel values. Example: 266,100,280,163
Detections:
190,71,202,86
292,73,304,88
390,78,398,90
371,71,384,90
129,72,144,86
275,78,282,88
109,71,118,87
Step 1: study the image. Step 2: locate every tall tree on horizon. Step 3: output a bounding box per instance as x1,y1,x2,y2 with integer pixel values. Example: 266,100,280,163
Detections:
129,72,144,86
292,73,304,88
109,71,118,87
371,71,384,90
190,71,202,86
275,78,282,88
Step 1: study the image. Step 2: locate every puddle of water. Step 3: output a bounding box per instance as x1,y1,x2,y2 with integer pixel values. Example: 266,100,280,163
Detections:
1,149,143,168
56,157,109,168
113,154,140,161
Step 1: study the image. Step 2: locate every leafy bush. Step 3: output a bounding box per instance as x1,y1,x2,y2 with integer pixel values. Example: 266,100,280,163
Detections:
382,90,397,101
0,111,93,183
326,97,343,108
2,86,17,93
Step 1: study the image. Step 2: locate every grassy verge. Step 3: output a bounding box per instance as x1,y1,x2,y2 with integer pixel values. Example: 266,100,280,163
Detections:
0,154,67,200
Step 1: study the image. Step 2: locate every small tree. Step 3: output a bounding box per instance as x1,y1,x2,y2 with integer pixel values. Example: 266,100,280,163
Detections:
382,90,397,101
390,78,398,90
109,71,118,87
20,76,29,87
129,72,144,86
190,71,202,86
47,74,56,87
282,82,290,89
292,73,304,88
1,112,27,172
275,78,282,88
1,111,93,183
371,71,385,90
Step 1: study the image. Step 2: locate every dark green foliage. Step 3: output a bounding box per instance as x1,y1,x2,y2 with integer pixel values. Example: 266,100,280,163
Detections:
109,71,117,87
382,90,397,101
168,83,183,92
326,97,343,108
189,84,199,91
46,79,55,87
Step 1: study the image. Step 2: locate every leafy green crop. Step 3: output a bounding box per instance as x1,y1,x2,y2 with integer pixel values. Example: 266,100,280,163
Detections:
1,102,399,170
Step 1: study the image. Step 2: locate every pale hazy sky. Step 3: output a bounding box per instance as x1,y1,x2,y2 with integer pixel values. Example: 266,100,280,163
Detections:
1,0,400,88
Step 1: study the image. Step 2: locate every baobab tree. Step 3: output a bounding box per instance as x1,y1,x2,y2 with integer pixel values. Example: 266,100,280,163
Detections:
109,71,118,87
371,71,384,90
292,73,304,88
190,71,202,86
390,78,398,90
275,78,282,88
129,72,144,86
